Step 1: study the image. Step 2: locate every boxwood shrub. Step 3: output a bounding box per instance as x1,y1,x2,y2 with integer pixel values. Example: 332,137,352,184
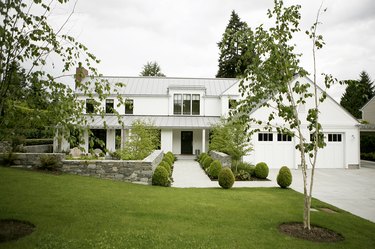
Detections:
277,166,292,188
218,168,235,189
152,166,171,187
198,153,208,164
208,160,222,179
165,151,176,162
202,156,213,170
159,161,172,176
255,162,269,179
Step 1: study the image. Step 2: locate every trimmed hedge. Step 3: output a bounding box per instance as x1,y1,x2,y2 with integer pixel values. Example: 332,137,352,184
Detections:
163,156,173,168
218,168,235,189
159,161,171,176
165,151,176,162
208,160,222,179
152,166,171,187
202,156,213,170
255,162,269,179
277,166,292,188
198,153,208,164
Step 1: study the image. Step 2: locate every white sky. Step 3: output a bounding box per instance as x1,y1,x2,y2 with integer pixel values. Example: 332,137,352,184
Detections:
46,0,375,101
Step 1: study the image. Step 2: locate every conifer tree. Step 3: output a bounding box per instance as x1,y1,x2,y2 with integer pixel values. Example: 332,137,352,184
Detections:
340,71,374,118
216,11,253,78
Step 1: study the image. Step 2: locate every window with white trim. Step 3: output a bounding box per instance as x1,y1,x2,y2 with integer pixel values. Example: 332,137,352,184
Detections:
173,94,200,115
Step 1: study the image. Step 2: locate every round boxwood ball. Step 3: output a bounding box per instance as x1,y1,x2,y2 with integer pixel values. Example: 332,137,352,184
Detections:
255,162,269,179
208,160,222,179
158,161,171,176
199,153,208,164
203,156,213,169
166,151,175,161
152,166,170,187
277,166,292,188
163,156,173,168
218,168,235,189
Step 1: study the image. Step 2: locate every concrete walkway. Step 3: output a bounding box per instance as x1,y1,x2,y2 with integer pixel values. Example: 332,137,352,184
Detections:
171,158,375,223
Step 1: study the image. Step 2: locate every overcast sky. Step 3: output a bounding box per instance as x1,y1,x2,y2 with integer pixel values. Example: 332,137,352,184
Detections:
47,0,375,101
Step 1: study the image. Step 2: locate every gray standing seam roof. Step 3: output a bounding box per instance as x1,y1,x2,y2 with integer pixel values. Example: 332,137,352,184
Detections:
78,76,238,96
85,115,220,129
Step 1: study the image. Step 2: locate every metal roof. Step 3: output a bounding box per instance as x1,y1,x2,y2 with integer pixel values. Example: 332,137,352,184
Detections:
78,76,238,96
84,115,220,129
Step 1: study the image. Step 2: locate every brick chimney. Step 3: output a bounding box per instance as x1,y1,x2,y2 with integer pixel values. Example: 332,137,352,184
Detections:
75,62,88,88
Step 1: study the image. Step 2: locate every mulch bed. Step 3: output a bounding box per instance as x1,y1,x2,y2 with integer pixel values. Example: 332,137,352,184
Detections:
0,219,35,243
279,222,344,242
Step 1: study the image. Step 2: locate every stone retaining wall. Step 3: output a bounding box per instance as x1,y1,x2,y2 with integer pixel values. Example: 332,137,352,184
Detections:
209,150,231,168
24,144,53,153
61,150,164,184
0,150,164,184
0,153,65,167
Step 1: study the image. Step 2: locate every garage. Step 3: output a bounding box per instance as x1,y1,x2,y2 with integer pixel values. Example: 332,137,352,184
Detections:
314,133,345,168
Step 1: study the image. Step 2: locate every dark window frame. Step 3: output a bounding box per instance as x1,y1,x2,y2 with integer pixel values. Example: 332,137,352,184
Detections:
105,99,114,114
328,133,342,142
125,99,134,115
86,99,95,114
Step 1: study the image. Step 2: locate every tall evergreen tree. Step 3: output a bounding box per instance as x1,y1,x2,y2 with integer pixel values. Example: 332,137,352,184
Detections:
216,11,253,78
340,71,374,118
140,61,166,77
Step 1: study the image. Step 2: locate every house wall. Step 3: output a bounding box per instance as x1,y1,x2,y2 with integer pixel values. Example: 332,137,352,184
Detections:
362,98,375,124
161,130,173,152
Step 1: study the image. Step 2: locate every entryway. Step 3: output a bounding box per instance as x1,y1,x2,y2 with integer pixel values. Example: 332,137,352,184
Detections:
181,131,193,154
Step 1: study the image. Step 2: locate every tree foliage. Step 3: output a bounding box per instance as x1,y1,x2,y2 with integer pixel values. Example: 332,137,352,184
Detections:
0,0,125,149
140,61,166,77
216,10,254,78
209,117,252,163
115,120,160,160
236,0,334,230
340,71,374,119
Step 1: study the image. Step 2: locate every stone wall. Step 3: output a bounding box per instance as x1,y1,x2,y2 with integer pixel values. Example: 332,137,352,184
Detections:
0,153,65,167
0,150,164,184
61,150,164,184
209,150,231,168
24,144,53,153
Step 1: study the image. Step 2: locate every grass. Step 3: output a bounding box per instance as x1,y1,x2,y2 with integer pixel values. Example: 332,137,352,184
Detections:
0,167,374,249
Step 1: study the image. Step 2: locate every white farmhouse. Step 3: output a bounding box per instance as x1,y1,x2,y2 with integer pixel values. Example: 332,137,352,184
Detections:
67,68,360,169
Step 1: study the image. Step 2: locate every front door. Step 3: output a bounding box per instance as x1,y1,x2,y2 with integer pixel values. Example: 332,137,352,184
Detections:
181,131,193,154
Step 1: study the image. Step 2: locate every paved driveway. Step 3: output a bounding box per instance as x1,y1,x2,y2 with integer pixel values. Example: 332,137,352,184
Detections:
172,158,375,223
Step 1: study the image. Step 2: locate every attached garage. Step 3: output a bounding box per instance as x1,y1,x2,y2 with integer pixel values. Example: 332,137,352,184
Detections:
315,133,345,168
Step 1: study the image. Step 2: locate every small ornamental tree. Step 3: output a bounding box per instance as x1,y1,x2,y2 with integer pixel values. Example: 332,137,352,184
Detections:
209,117,252,169
140,61,166,77
237,0,334,230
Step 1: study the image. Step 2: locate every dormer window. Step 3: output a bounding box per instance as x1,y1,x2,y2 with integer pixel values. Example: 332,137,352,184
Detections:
174,94,200,115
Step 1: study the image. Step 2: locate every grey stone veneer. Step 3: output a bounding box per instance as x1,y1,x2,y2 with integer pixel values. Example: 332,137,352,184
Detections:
0,150,164,184
209,150,231,168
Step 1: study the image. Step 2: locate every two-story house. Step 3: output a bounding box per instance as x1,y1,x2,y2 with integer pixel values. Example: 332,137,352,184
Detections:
65,68,360,169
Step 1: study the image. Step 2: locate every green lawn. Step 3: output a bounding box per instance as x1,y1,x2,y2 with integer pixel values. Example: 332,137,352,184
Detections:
0,167,374,249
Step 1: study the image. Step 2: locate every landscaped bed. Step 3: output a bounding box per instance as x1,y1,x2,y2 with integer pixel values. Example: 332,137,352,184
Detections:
0,166,374,248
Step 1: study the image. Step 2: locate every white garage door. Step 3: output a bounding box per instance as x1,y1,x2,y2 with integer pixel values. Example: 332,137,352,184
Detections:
315,133,345,168
250,133,295,169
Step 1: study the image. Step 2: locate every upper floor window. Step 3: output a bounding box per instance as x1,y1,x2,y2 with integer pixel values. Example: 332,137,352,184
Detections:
192,94,200,115
174,94,200,115
125,99,133,115
86,99,95,114
106,99,114,114
229,99,238,109
174,94,182,115
277,133,292,142
258,133,273,141
183,94,191,115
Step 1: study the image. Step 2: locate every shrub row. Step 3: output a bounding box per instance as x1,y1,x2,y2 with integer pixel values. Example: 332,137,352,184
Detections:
361,152,375,161
152,151,175,187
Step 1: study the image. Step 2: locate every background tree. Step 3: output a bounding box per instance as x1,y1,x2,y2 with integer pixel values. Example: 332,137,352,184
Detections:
237,0,333,230
216,10,254,78
340,71,374,119
140,61,166,77
0,0,125,150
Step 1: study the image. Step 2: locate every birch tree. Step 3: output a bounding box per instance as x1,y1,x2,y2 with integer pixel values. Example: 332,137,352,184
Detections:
237,0,335,230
